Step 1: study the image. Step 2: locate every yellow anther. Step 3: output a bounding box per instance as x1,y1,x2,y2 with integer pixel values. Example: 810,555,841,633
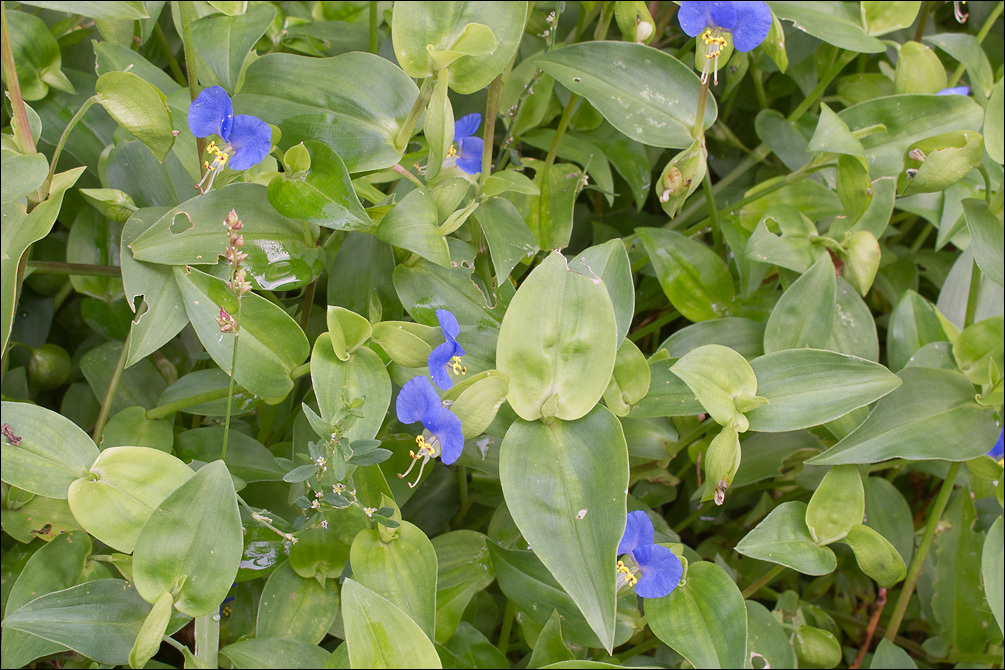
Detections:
447,145,458,158
450,356,466,376
616,561,638,586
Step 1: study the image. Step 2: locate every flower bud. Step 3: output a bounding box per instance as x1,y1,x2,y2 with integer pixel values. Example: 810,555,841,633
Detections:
657,139,707,219
842,230,881,297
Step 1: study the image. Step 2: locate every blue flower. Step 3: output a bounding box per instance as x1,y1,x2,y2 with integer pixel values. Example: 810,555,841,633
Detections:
678,2,771,53
937,86,970,96
395,376,464,486
451,113,484,175
988,429,1004,464
428,309,466,390
617,510,683,599
188,86,272,174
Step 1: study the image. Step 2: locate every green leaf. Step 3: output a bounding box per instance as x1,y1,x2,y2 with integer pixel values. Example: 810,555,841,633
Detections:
327,305,373,361
963,199,1004,289
629,357,705,419
289,528,351,581
571,240,635,345
442,369,510,439
2,168,84,353
769,1,885,53
505,159,582,250
497,252,617,422
808,367,1000,465
953,316,1003,385
521,129,616,206
864,477,915,564
842,524,907,588
746,349,901,432
257,561,338,644
924,33,994,99
985,78,1004,164
745,600,797,669
1,531,92,668
392,2,527,93
175,427,285,482
660,317,765,359
528,610,575,667
68,446,193,553
220,638,331,669
893,41,947,95
310,335,391,442
376,188,450,267
646,562,747,669
17,1,148,18
190,4,276,92
735,502,837,575
174,266,309,402
870,639,918,669
431,531,495,644
4,10,74,101
371,321,439,368
861,1,921,35
129,590,173,669
393,250,504,328
128,184,324,290
0,401,98,498
94,41,181,95
499,406,628,652
1,579,179,667
236,52,419,172
764,254,835,352
535,42,715,148
487,543,608,648
887,290,948,371
638,228,733,322
350,521,438,639
442,622,509,669
671,344,759,432
805,465,864,545
341,578,442,669
983,516,1004,636
473,197,537,285
101,406,174,453
838,93,984,177
132,461,242,617
267,140,371,232
96,71,175,162
0,150,48,203
603,339,651,416
80,341,165,416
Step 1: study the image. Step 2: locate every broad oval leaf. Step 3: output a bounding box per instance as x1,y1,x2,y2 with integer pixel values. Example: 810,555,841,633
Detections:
350,521,438,639
646,561,747,669
67,446,193,553
746,349,902,432
637,228,734,323
311,335,391,442
128,184,324,291
735,502,837,575
0,401,98,498
570,239,634,345
536,42,716,148
341,578,442,669
95,71,174,162
805,465,864,545
983,516,1004,636
764,254,835,353
236,52,419,172
220,637,331,670
257,560,338,644
132,461,243,617
497,251,617,421
499,406,628,652
190,4,276,92
808,367,1000,465
174,266,309,402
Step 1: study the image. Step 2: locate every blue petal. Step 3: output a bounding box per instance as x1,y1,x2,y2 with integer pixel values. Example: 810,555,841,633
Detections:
436,309,461,341
188,86,233,139
618,510,655,556
227,114,272,170
937,86,970,96
457,136,484,174
633,544,683,598
396,376,440,424
731,1,772,52
423,405,464,464
678,1,736,37
453,113,481,141
988,429,1004,461
428,342,457,390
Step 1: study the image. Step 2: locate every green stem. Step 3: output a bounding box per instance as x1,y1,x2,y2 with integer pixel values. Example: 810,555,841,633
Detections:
741,564,785,599
26,260,120,276
545,93,579,167
45,96,98,188
221,331,239,461
479,76,502,189
628,310,680,347
883,461,962,642
194,612,220,668
291,361,311,380
146,387,236,420
395,77,436,150
299,279,317,332
1,1,37,158
391,163,426,189
913,1,931,41
617,635,661,661
161,634,189,656
153,21,186,86
368,1,378,54
93,335,131,446
701,167,723,257
178,0,205,176
692,77,710,138
497,599,517,655
977,164,993,203
947,2,1003,88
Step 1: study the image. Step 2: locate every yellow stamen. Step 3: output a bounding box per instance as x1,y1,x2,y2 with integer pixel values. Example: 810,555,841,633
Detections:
397,435,440,488
447,145,458,158
617,560,639,587
449,356,467,376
